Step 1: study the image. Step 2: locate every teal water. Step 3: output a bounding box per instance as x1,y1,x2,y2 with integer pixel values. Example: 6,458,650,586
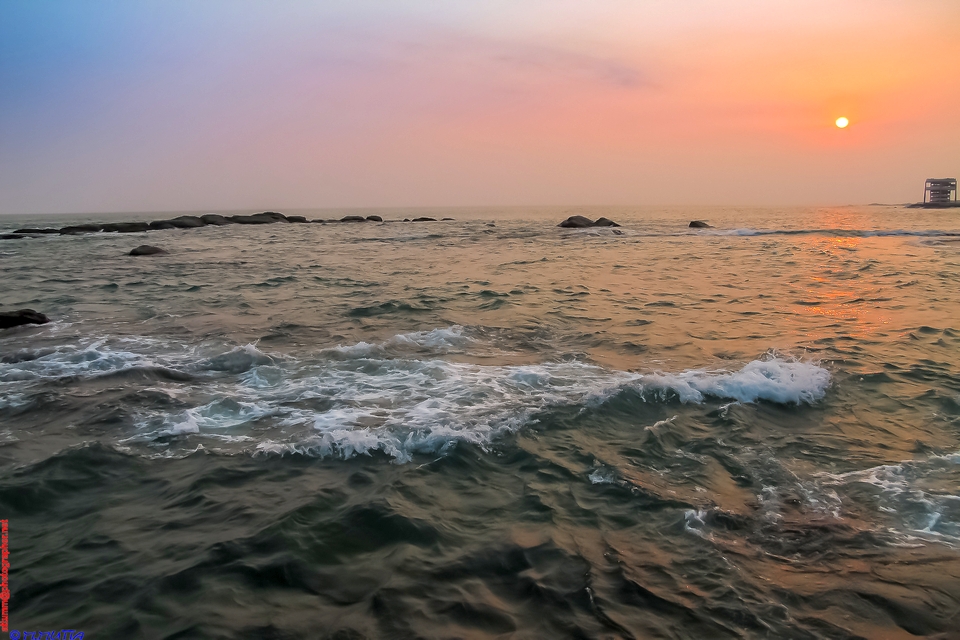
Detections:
1,206,959,638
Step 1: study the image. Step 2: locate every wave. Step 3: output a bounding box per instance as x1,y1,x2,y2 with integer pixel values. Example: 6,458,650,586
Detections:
701,228,960,238
0,329,830,462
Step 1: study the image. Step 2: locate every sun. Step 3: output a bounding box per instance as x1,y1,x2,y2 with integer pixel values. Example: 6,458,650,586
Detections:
835,117,849,129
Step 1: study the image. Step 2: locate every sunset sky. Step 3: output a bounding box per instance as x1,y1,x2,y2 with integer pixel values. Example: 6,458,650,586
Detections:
2,1,958,214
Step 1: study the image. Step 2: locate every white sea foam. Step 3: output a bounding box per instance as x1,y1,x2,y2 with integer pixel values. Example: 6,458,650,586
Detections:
0,328,831,462
639,357,830,404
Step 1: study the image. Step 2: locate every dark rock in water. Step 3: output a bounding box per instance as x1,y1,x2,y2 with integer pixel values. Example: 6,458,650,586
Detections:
60,224,104,235
148,220,178,230
403,218,411,222
689,220,712,228
287,216,308,223
412,217,436,222
309,219,326,223
0,309,50,329
101,222,150,233
14,228,59,234
168,215,206,228
366,215,383,222
593,217,620,227
129,245,168,256
340,215,367,222
230,212,288,224
200,214,232,225
1,234,25,240
442,217,454,221
558,215,595,228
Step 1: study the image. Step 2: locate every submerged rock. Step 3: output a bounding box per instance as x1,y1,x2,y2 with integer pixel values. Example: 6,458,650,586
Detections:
442,217,455,221
1,233,25,240
340,215,367,222
0,309,50,329
200,214,232,225
558,215,595,228
101,222,150,233
60,224,104,235
287,216,308,223
412,217,437,222
366,215,383,222
129,245,168,256
689,220,713,228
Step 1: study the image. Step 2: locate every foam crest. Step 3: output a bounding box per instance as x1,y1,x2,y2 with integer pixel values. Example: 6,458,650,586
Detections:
639,357,830,404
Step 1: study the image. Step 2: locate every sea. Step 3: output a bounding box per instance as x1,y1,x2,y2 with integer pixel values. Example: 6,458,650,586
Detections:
1,205,959,639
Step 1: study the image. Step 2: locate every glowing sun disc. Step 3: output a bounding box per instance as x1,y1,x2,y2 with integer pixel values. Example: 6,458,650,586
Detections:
835,117,849,128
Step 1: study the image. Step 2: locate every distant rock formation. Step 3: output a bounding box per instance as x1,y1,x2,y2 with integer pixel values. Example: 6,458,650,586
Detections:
412,217,437,222
200,214,232,225
558,216,620,228
13,228,59,234
101,222,150,233
340,215,367,222
287,216,308,223
366,215,383,222
0,309,50,330
129,245,168,256
230,212,288,224
60,224,104,235
688,220,713,228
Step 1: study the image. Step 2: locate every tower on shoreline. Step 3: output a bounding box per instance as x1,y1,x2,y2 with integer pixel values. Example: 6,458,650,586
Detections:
924,178,957,204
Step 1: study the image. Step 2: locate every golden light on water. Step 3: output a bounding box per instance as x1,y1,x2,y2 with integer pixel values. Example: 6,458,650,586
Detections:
835,117,849,128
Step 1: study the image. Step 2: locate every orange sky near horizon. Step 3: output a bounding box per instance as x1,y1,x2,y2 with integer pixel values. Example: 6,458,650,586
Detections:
1,0,958,213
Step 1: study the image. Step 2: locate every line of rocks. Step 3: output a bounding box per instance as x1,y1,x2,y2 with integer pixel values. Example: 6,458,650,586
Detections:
2,212,456,240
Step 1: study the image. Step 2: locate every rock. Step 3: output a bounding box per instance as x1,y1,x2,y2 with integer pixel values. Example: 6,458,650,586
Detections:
403,218,411,222
366,215,383,222
0,309,50,330
148,220,178,230
129,245,168,256
14,228,59,234
230,212,288,224
558,215,595,228
287,216,308,223
309,219,327,223
60,224,104,235
340,215,367,222
412,217,436,222
442,217,454,221
593,217,620,227
200,214,233,225
688,220,712,228
559,215,622,228
101,222,150,233
168,215,206,228
1,234,25,240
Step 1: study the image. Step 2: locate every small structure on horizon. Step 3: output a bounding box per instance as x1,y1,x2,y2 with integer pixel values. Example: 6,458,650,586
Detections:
924,178,957,204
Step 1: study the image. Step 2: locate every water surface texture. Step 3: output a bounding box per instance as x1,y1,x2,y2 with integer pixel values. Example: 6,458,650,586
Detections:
2,206,960,638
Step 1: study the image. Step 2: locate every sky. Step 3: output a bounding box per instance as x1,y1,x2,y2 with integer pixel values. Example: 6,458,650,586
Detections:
1,1,959,214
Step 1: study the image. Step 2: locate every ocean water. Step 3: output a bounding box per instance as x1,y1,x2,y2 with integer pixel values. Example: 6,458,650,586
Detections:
1,205,959,638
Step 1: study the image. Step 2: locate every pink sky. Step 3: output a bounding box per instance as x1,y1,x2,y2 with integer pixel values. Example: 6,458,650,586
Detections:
1,0,958,213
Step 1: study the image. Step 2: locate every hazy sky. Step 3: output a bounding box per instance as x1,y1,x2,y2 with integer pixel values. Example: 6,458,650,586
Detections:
2,1,958,214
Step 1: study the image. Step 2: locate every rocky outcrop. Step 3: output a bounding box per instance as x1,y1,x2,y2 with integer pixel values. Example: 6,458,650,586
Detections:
168,215,205,228
412,217,437,222
14,228,59,234
101,222,150,233
287,216,308,223
688,220,712,228
200,214,232,225
366,215,383,222
558,215,622,228
442,217,454,221
60,224,104,235
340,215,367,222
230,212,288,224
129,245,168,256
593,217,620,227
148,221,178,230
0,309,50,329
1,234,25,240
